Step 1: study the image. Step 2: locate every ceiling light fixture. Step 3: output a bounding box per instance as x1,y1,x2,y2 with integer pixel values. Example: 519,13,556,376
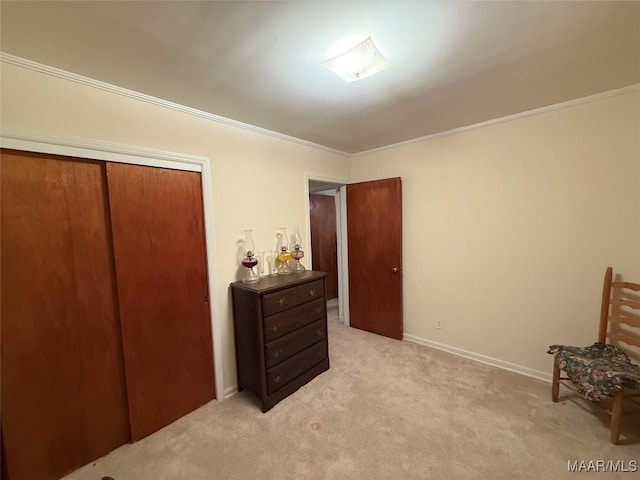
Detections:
322,36,391,83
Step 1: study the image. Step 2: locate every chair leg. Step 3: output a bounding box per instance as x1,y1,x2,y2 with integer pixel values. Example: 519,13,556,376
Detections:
610,390,624,445
552,360,560,402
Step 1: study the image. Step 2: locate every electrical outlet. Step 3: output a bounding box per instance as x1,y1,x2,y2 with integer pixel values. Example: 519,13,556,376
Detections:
436,319,444,330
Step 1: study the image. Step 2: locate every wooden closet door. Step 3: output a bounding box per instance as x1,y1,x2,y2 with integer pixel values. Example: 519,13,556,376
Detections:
105,162,215,441
0,150,130,480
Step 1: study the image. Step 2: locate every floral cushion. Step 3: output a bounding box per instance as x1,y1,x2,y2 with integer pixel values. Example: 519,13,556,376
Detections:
547,342,640,402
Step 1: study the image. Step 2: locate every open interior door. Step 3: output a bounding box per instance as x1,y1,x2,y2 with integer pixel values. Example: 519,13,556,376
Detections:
310,193,338,300
347,177,403,339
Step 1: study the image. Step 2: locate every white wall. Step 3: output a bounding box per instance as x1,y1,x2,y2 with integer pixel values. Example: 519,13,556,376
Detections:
0,60,350,396
351,90,640,378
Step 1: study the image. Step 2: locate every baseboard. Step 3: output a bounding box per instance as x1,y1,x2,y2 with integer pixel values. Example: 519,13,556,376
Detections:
403,333,552,383
224,386,239,399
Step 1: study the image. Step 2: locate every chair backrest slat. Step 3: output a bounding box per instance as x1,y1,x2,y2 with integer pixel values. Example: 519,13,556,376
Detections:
607,331,640,348
610,298,640,309
612,281,640,292
608,315,640,329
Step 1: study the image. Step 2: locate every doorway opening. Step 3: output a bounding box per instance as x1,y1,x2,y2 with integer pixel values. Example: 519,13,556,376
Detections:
305,176,349,326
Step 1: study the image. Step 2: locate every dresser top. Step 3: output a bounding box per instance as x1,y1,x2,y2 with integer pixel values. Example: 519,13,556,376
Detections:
230,270,327,294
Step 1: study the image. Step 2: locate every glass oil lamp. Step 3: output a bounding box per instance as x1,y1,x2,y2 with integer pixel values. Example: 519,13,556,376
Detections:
241,230,260,283
276,227,292,275
290,227,305,273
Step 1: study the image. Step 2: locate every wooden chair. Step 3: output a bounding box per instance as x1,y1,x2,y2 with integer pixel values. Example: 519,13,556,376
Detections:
549,266,640,444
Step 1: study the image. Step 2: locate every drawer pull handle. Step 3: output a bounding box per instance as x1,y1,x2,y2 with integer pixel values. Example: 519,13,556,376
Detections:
274,374,283,384
270,324,280,333
308,288,316,296
277,297,287,307
272,348,282,359
314,307,323,315
315,328,323,336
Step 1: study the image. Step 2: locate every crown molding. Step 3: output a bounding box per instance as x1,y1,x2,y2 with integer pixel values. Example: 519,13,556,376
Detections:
0,52,350,158
0,126,207,172
353,83,640,157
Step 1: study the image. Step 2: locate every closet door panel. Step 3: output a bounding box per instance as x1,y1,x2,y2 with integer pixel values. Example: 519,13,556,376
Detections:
1,150,130,480
106,162,215,441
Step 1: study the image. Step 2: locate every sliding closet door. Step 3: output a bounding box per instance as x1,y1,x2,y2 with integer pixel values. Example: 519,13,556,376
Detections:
1,150,130,480
106,162,215,441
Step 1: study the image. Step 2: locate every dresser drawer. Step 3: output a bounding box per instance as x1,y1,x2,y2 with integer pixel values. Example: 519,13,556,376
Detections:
264,297,325,342
265,319,326,368
267,340,327,394
296,279,324,305
262,287,297,316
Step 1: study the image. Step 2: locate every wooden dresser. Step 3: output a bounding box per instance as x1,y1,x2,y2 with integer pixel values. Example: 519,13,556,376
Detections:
230,270,330,412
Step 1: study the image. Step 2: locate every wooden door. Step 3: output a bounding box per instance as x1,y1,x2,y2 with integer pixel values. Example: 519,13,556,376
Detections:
106,162,215,441
1,150,130,480
347,178,403,340
309,194,338,300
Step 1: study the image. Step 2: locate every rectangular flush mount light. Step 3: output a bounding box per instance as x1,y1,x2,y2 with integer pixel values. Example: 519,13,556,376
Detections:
322,37,391,83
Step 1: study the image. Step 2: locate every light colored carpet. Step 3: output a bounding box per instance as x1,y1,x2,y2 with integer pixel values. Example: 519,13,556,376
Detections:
63,303,639,480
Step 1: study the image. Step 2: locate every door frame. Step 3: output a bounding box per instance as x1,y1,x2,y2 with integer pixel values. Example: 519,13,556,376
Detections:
304,173,349,326
1,127,224,400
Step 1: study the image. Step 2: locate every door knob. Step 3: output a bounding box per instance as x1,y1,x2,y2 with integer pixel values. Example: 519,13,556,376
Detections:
392,266,399,273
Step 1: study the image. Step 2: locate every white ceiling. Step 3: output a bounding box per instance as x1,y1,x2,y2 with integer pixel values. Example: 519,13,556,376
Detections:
1,1,639,154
